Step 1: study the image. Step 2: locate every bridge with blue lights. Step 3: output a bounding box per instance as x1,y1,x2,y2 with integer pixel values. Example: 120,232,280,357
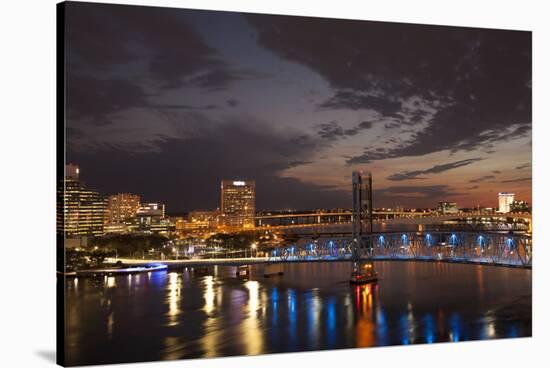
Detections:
118,230,532,268
268,230,532,267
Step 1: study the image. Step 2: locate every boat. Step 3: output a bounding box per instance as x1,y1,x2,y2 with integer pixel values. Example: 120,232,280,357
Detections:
349,260,378,284
236,265,250,278
75,263,167,277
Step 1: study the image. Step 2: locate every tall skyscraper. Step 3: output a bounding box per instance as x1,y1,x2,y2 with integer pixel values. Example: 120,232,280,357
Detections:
57,164,106,237
498,192,515,213
106,193,141,224
220,180,256,230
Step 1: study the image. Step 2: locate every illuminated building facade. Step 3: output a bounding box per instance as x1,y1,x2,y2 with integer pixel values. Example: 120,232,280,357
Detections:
103,222,128,234
57,164,106,237
498,192,515,213
134,202,173,234
106,193,140,224
510,200,530,213
148,218,175,235
437,201,459,214
137,203,165,219
176,210,220,236
220,180,255,230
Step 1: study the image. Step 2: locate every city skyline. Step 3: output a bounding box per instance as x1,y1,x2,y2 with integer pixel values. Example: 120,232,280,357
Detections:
65,3,531,212
65,163,527,215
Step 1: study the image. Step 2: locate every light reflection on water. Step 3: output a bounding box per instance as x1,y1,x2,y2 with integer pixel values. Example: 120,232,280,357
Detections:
242,280,263,355
65,261,531,366
167,272,181,326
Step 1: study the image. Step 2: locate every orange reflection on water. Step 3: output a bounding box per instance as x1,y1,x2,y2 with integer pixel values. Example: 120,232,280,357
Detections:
241,280,263,356
201,275,220,357
107,312,114,340
203,276,215,314
166,272,181,326
355,284,376,347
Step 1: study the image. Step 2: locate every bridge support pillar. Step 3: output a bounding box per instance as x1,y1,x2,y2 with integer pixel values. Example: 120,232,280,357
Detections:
352,171,373,259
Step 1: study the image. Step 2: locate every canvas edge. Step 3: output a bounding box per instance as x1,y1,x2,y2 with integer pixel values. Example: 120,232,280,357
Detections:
56,1,67,367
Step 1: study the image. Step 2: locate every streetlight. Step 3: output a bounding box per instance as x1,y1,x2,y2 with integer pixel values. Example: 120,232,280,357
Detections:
251,242,257,258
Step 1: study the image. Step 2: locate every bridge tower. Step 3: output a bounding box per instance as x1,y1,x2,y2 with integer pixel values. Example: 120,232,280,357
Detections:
352,171,373,260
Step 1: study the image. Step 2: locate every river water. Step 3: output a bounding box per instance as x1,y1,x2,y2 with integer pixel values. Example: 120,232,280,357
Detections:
65,261,531,366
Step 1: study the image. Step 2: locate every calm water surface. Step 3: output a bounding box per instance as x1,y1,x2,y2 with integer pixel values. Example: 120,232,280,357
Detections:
65,261,531,366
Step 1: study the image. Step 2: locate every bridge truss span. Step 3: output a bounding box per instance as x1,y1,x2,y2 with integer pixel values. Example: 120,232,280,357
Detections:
273,231,532,267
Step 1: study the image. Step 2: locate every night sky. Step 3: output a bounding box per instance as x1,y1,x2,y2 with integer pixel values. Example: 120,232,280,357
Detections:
65,2,532,213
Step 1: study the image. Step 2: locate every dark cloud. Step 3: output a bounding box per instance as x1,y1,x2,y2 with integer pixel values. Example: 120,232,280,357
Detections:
66,74,150,123
387,158,483,181
154,103,218,110
287,160,314,168
319,90,402,117
492,170,501,174
374,185,463,208
317,121,345,141
469,175,496,183
317,120,374,141
66,2,263,122
347,120,531,165
500,177,531,183
248,14,531,162
67,3,223,85
515,163,531,170
358,121,373,130
226,99,240,107
66,73,218,123
66,126,85,139
185,69,266,91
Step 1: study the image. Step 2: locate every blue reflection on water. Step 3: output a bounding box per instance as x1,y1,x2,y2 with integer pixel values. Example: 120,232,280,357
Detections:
423,314,435,343
400,313,410,345
326,297,336,347
288,289,296,344
271,288,278,326
507,325,519,338
449,313,461,341
270,288,279,343
375,308,388,346
149,270,166,287
306,291,317,347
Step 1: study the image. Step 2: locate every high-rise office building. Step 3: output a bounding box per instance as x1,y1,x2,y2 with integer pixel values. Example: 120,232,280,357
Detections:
220,180,255,230
106,193,141,223
498,192,515,213
57,164,106,237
